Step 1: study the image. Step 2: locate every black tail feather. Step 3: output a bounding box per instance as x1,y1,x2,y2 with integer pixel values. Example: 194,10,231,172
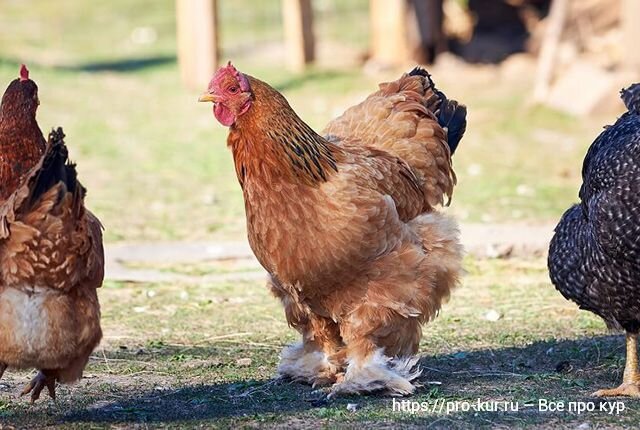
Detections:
408,66,467,155
437,99,467,155
621,83,640,114
30,127,84,205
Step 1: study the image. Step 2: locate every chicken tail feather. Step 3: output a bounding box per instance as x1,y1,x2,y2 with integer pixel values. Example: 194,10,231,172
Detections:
437,99,467,155
30,127,85,209
621,83,640,114
408,67,467,155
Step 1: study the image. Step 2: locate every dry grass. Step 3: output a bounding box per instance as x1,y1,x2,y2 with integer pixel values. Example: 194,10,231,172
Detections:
1,258,638,429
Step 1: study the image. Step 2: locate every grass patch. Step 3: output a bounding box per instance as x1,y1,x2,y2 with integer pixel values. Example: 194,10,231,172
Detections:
0,0,614,242
1,258,638,428
122,258,264,277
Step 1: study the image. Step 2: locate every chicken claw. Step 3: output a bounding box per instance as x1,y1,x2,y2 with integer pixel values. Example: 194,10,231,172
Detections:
21,370,57,402
592,334,640,398
593,383,640,398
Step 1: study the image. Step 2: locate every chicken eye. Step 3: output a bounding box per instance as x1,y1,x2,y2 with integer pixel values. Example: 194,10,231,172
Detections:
228,86,239,94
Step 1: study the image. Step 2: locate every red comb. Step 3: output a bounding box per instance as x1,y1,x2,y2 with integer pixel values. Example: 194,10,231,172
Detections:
19,64,29,81
223,61,250,92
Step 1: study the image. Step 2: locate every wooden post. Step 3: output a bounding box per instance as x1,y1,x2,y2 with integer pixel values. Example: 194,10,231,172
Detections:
370,0,444,66
282,0,315,72
176,0,219,89
622,0,640,72
370,0,411,66
532,0,568,103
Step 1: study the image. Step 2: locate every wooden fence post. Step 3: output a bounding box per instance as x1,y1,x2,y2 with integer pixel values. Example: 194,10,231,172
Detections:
532,0,568,103
370,0,444,66
176,0,219,89
370,0,411,65
282,0,315,72
622,0,640,72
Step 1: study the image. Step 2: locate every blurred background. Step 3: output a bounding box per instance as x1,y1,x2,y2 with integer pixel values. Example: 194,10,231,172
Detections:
0,0,637,245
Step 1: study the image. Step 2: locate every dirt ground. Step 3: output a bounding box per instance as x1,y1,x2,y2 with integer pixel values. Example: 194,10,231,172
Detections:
104,222,556,284
1,255,639,429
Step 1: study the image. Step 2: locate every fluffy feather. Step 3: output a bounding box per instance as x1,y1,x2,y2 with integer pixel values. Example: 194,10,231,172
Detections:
203,65,466,395
0,71,103,402
323,67,466,207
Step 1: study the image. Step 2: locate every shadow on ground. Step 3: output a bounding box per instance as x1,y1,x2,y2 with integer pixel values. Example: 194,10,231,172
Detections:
63,56,176,73
0,56,175,74
2,335,634,428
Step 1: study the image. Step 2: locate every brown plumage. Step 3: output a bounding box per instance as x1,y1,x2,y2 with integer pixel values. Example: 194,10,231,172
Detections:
0,68,103,402
201,64,466,395
323,68,460,208
0,65,46,202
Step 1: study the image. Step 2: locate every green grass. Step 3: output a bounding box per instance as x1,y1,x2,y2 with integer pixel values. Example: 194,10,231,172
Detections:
0,0,615,242
1,258,639,428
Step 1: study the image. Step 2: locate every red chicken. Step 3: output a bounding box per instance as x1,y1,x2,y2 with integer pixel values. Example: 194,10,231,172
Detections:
0,65,46,201
0,67,104,402
200,63,466,395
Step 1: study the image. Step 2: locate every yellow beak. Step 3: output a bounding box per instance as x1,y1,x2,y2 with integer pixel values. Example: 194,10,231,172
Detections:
198,92,221,103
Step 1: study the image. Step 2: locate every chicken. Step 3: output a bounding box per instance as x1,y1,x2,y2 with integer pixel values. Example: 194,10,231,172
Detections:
0,65,46,201
549,83,640,397
0,67,104,402
200,63,466,395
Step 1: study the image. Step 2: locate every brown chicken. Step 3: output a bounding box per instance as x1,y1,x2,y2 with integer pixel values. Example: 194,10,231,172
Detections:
200,63,466,395
0,67,104,402
0,65,46,201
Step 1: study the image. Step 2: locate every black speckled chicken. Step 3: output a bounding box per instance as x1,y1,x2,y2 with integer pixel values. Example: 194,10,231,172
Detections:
549,83,640,397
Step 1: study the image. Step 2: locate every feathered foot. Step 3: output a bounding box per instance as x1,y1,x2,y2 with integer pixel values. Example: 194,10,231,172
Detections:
278,342,340,387
21,370,57,403
329,348,421,397
0,363,7,380
593,333,640,398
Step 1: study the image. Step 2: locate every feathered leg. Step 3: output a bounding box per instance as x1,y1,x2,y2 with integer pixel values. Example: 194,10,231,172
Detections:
269,277,344,386
329,307,423,397
278,327,343,387
329,213,462,397
593,333,640,397
0,363,6,379
21,369,58,402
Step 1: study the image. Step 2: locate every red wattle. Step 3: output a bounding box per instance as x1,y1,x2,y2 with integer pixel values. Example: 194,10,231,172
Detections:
214,103,235,127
